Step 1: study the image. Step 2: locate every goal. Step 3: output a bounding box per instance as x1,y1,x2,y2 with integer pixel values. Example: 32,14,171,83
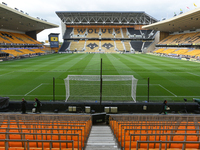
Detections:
64,75,138,102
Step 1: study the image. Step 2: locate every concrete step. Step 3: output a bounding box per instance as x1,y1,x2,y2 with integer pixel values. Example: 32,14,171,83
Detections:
85,125,120,150
85,145,119,150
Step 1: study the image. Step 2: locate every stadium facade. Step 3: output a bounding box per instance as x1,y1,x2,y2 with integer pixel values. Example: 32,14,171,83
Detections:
56,11,159,53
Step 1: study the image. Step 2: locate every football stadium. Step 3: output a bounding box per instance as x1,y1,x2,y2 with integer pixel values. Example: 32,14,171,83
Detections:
1,1,200,150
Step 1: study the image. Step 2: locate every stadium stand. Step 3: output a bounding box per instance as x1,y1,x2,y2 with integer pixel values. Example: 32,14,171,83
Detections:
85,40,99,52
61,12,161,55
161,48,176,55
0,31,41,46
128,28,143,39
171,49,189,55
59,41,71,52
122,28,129,38
87,28,100,38
63,28,74,39
69,41,85,51
1,48,46,57
109,115,200,150
157,32,200,46
59,26,155,53
115,40,124,52
184,49,200,56
114,28,122,38
58,26,155,53
124,41,131,51
154,48,166,53
0,114,92,150
101,40,115,53
101,28,114,38
130,41,143,52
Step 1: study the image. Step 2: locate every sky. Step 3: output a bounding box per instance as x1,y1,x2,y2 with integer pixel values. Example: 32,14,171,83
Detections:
2,0,200,42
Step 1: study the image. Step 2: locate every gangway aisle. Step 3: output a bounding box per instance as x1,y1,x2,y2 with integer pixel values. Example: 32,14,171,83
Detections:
85,125,120,150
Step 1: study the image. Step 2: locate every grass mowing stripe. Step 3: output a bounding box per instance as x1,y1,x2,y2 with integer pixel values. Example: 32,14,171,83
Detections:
0,53,200,102
82,54,101,75
101,54,121,75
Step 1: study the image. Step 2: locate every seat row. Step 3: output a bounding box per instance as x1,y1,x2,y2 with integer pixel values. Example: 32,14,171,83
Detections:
109,115,200,150
157,32,200,45
0,31,41,45
1,49,46,57
154,48,200,57
0,114,92,150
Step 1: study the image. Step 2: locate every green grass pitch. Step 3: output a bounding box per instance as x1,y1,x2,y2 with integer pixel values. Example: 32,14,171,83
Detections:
0,53,200,102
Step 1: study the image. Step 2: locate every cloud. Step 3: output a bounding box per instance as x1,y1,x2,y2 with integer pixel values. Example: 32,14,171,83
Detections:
2,0,200,42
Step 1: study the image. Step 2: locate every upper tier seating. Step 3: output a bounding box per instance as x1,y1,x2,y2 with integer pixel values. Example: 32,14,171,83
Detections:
114,28,122,38
0,31,41,45
87,28,99,38
101,28,114,38
158,32,200,45
122,28,129,38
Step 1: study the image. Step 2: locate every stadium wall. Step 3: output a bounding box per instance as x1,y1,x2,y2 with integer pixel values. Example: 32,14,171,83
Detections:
160,32,170,41
145,32,160,52
7,101,199,114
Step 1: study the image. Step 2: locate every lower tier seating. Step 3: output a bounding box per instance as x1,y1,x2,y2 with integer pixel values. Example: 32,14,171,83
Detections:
0,114,92,150
109,115,200,150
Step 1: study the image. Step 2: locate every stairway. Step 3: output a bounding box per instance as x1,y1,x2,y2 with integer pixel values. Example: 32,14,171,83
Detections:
85,125,119,150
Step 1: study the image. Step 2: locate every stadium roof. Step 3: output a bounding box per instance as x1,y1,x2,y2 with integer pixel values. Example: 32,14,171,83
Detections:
143,7,200,32
56,11,158,25
0,3,59,33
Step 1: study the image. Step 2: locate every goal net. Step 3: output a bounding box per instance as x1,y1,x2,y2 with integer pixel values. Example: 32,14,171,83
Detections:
64,75,138,102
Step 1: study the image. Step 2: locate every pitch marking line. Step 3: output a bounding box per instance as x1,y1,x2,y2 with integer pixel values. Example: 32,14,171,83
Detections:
24,83,43,96
138,84,177,97
0,71,14,76
158,84,177,97
187,72,200,77
1,95,199,98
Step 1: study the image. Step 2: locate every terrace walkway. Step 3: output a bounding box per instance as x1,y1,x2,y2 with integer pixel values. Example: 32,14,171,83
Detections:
85,125,120,150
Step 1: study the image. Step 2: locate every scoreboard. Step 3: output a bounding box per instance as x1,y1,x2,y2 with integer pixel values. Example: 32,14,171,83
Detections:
48,33,59,48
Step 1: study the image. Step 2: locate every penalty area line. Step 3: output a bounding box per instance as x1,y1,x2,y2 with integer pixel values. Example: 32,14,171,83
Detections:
0,71,14,76
158,84,177,97
24,83,43,96
187,72,200,77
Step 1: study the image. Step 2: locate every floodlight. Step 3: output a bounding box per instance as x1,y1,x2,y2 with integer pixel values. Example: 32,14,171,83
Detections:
2,2,7,5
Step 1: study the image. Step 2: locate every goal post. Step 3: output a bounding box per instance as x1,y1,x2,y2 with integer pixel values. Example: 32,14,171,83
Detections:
64,75,138,102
